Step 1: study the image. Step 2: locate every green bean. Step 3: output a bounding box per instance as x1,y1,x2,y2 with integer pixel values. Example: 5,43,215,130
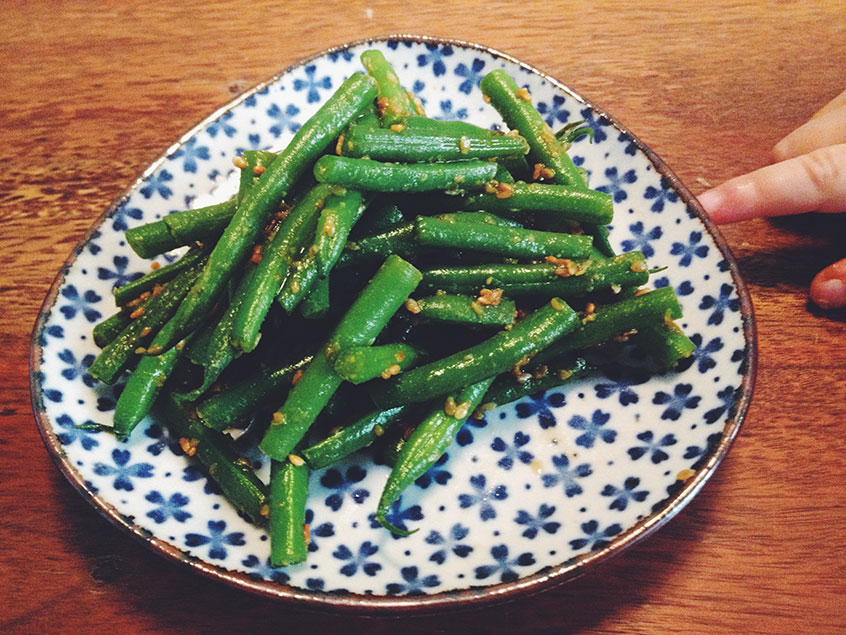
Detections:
231,184,333,350
455,181,614,226
237,150,278,205
160,73,378,350
113,246,208,306
313,188,366,277
415,214,593,260
436,211,524,229
376,377,494,535
302,406,409,470
370,297,579,409
125,198,237,259
314,156,498,193
195,355,313,430
259,255,422,461
480,69,583,187
269,457,309,566
409,293,516,327
333,343,423,384
159,394,268,525
113,317,193,439
341,124,529,163
636,323,697,369
419,252,648,297
88,258,206,384
482,355,590,407
361,49,418,125
93,310,133,348
300,273,330,320
534,287,684,364
337,222,418,268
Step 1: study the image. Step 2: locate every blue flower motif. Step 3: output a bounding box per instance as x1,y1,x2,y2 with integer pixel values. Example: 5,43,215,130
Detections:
456,413,488,446
684,431,723,460
386,566,440,596
578,107,609,143
182,464,222,495
491,431,533,470
689,333,722,373
596,167,637,203
206,111,237,137
617,131,637,155
304,508,335,553
185,520,245,560
643,177,679,212
59,284,102,322
704,385,737,424
653,383,701,420
172,137,210,174
514,504,560,539
267,103,301,137
369,497,423,538
536,94,570,126
138,169,173,200
293,64,331,103
58,349,96,387
144,422,181,457
333,541,381,577
111,205,143,232
433,99,468,121
98,255,142,290
474,544,535,583
328,48,355,62
425,523,472,564
414,452,451,488
620,221,662,258
699,283,741,325
145,491,191,523
458,474,507,521
567,409,616,448
454,58,485,94
416,44,453,76
93,448,153,491
594,369,648,406
515,391,566,429
39,324,64,345
55,413,99,450
569,519,623,551
670,230,709,267
627,430,677,463
601,477,649,511
541,454,592,497
320,465,369,511
241,554,290,584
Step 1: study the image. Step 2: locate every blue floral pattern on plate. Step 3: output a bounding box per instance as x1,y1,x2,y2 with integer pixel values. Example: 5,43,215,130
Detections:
31,37,754,605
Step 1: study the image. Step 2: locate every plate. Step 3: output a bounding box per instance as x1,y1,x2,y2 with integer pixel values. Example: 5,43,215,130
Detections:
30,35,756,610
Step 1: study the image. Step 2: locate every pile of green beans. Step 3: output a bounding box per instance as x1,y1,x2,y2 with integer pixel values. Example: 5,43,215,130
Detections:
90,50,695,565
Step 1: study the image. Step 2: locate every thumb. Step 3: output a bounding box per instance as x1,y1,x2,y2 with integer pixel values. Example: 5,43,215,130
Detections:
810,257,846,309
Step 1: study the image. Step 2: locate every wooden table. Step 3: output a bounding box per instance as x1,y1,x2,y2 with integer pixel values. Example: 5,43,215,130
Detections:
3,2,845,632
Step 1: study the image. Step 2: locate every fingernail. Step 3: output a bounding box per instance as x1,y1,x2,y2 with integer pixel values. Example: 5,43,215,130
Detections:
697,188,721,214
812,279,846,309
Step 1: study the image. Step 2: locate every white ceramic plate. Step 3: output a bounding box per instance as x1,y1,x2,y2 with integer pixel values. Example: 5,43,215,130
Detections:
31,36,755,610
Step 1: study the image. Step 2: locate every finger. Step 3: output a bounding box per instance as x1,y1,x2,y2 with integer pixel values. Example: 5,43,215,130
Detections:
698,143,846,224
810,257,846,310
811,87,846,121
773,104,846,161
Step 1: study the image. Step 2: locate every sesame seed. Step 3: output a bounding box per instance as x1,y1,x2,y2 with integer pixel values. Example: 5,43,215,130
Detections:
253,164,266,175
150,261,161,270
515,87,531,101
232,156,248,169
335,134,345,156
288,454,304,466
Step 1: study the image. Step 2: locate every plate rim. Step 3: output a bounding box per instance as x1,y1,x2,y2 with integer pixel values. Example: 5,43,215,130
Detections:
29,33,757,612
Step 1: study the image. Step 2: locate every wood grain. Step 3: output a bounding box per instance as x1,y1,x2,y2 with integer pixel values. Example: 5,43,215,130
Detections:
2,1,845,632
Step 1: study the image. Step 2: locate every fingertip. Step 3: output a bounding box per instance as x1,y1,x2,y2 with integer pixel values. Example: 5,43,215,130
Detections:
697,182,755,224
810,259,846,309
